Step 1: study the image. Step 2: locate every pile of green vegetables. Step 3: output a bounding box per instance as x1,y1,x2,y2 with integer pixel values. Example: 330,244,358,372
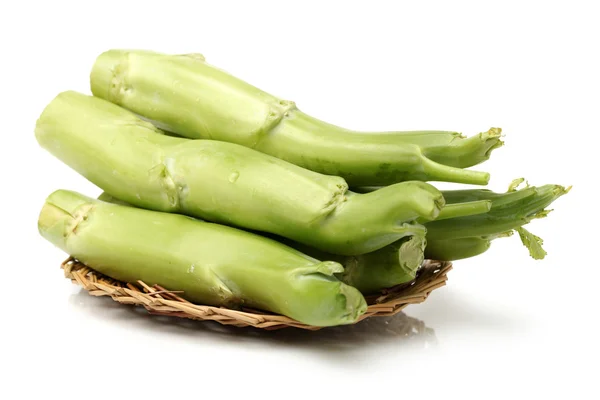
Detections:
36,50,569,327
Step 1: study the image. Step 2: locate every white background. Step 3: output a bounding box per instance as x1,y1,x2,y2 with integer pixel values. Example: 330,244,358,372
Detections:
2,1,597,398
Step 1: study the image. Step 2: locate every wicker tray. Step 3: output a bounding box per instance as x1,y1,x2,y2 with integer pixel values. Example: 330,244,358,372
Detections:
61,257,451,330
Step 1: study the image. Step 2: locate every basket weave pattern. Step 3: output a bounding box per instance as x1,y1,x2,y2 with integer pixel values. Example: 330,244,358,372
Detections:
62,257,451,330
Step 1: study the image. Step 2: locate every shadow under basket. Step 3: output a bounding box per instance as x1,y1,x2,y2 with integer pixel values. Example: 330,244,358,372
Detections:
61,257,452,330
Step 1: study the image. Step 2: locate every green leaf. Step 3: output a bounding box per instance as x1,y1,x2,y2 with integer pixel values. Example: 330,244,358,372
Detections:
516,227,547,260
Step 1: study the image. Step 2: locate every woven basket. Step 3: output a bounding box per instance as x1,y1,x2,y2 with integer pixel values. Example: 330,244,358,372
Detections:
61,257,451,330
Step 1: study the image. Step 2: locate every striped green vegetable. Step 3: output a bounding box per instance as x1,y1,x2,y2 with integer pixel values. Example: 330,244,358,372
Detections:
36,91,445,256
89,49,500,187
38,190,367,327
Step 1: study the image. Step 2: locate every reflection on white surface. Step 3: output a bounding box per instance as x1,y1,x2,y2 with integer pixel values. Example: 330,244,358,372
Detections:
68,289,438,351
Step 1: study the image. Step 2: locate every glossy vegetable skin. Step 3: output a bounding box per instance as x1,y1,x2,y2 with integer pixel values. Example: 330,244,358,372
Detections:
98,192,427,294
38,190,367,326
90,49,501,187
35,91,445,256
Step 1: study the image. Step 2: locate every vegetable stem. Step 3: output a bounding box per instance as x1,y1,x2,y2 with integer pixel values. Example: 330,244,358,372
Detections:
90,49,496,186
36,91,444,256
39,190,368,326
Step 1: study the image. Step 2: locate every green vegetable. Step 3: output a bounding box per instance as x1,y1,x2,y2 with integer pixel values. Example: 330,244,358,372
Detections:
38,189,367,327
424,232,512,261
295,199,491,292
35,91,444,256
98,191,427,294
426,181,569,241
354,180,568,260
90,49,500,187
424,180,570,259
324,200,490,291
425,237,491,261
277,230,426,294
433,200,492,220
330,236,427,294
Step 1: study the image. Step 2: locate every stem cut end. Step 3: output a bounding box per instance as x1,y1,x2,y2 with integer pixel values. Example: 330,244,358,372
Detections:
90,50,126,102
398,235,426,278
38,190,94,251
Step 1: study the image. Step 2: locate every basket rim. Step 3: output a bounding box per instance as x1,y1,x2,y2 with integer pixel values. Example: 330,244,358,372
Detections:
61,257,451,330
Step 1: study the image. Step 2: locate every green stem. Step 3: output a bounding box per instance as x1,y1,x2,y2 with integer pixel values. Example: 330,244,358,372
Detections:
99,191,428,294
433,200,492,221
424,237,492,261
420,156,490,186
440,186,537,207
36,91,444,256
425,184,569,240
90,49,495,186
39,190,367,327
337,235,426,293
419,128,503,168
